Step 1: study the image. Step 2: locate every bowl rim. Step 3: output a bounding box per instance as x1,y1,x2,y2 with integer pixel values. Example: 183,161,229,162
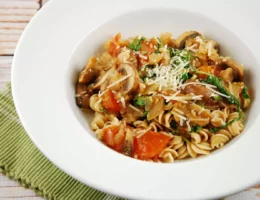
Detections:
11,1,260,200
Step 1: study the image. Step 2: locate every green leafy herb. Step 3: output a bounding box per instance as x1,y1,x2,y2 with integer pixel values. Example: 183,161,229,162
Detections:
190,125,202,133
242,86,250,99
128,37,145,51
211,95,223,101
155,37,162,54
210,107,243,133
133,96,146,107
101,107,109,114
181,72,191,82
170,121,178,129
204,75,240,106
168,47,191,68
142,111,148,118
182,137,190,144
141,51,148,55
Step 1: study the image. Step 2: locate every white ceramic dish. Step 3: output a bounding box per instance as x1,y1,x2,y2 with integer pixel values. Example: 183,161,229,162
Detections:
12,0,260,199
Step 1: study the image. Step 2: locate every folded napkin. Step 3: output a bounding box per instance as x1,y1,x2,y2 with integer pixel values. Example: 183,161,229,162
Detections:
0,84,123,200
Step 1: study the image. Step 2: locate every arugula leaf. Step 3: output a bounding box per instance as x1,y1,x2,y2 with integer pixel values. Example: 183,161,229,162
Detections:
170,121,178,129
242,86,250,99
101,107,109,114
133,96,146,107
190,125,202,133
210,107,243,133
182,137,190,144
204,75,240,106
142,111,148,118
128,37,145,51
181,72,191,82
211,95,222,101
155,37,162,54
168,47,191,68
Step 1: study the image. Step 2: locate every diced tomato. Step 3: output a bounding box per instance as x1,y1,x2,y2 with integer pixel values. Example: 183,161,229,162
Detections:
214,65,225,77
102,90,121,114
103,126,126,152
140,42,155,54
198,66,214,79
133,131,172,160
108,33,121,57
198,65,224,79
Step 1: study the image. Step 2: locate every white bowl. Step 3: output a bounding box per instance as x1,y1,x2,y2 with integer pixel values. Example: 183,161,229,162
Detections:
12,0,260,199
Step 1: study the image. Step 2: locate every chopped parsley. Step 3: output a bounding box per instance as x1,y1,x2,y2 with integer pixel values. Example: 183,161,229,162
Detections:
170,120,178,129
133,96,146,107
242,86,250,99
181,72,192,82
155,37,162,53
210,107,243,133
101,107,109,114
190,125,202,133
128,37,145,51
168,48,191,68
142,111,148,118
204,75,240,106
211,95,222,101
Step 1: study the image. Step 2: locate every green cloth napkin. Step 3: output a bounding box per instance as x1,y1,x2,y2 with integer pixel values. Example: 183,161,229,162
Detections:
0,84,124,200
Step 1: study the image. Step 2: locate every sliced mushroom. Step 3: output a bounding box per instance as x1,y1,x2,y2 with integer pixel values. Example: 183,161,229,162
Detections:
93,67,117,89
230,82,244,99
182,83,213,102
117,63,139,94
75,83,90,108
208,40,220,53
219,68,234,83
219,58,244,81
78,67,100,84
78,56,100,84
122,129,134,156
175,31,201,49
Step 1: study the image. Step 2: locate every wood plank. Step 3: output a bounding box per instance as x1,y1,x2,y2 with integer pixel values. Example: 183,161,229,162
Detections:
0,9,38,16
0,22,28,29
0,187,37,198
42,0,49,5
0,49,15,55
0,56,12,90
0,175,20,187
0,198,43,200
0,15,33,22
0,29,23,35
0,35,20,42
0,42,17,48
0,1,39,9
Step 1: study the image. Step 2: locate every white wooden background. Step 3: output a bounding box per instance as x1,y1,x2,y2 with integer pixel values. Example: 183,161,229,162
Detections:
0,0,260,199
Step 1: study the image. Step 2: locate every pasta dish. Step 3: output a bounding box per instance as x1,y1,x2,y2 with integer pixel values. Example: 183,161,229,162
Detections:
75,31,251,162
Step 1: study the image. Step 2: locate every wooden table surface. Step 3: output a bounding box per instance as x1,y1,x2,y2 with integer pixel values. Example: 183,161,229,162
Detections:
0,0,260,199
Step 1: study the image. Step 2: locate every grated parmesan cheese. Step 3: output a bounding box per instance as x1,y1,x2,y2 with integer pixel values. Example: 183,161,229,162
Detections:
180,81,217,89
98,89,109,97
107,74,132,89
173,108,184,115
129,104,142,113
206,86,231,98
171,110,187,120
120,97,126,108
159,93,203,102
186,120,191,132
138,54,148,60
186,44,198,52
208,42,212,57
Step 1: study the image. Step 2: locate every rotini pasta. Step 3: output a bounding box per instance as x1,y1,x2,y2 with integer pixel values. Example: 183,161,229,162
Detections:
75,31,251,163
227,112,244,136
